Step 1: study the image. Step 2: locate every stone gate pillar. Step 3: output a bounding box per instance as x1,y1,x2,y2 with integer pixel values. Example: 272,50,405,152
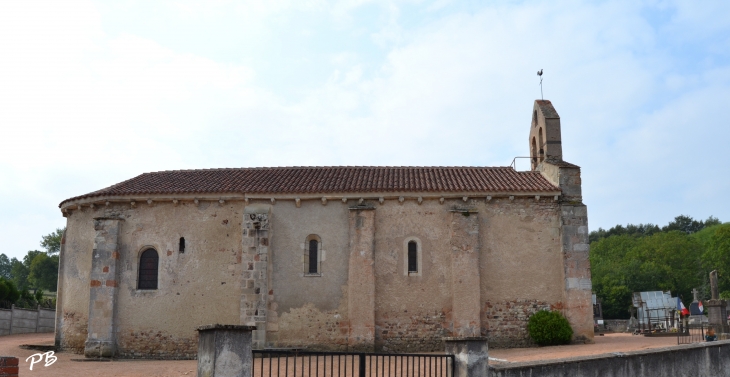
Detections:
347,205,376,351
449,209,481,337
85,217,123,357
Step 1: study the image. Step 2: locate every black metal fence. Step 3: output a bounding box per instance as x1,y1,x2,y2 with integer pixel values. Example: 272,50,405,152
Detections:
252,350,454,377
677,323,705,345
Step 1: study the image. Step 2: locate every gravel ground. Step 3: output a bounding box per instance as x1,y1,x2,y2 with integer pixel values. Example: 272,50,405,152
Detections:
0,332,680,376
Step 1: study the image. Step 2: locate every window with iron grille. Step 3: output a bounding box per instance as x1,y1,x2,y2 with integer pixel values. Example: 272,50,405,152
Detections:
404,238,422,276
304,235,322,276
179,237,185,253
138,248,159,289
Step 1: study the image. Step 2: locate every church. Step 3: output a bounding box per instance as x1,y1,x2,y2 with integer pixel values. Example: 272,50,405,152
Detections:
55,100,593,358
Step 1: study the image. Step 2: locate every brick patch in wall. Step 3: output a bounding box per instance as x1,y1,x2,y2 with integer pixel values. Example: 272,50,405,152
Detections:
117,330,198,359
482,299,554,348
60,311,87,354
376,311,448,353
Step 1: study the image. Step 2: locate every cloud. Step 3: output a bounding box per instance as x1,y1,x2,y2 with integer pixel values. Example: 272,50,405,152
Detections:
0,0,729,259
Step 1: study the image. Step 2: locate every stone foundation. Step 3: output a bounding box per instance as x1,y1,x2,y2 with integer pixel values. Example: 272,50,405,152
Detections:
376,311,448,352
117,330,198,359
482,299,551,348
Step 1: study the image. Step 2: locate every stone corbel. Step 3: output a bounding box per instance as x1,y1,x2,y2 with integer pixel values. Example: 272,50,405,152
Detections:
321,197,327,205
295,198,301,208
486,196,492,202
509,196,514,201
439,197,444,204
379,197,384,205
417,197,423,204
147,199,153,206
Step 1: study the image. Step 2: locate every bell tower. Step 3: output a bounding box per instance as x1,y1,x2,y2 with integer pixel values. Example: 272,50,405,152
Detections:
529,100,563,170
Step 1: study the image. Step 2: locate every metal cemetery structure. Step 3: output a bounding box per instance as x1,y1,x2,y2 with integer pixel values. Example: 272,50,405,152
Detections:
632,291,677,334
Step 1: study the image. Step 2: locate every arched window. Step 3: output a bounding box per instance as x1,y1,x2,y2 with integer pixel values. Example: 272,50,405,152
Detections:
304,235,322,276
404,238,422,276
308,239,318,274
179,237,185,253
538,127,545,163
408,241,418,273
138,248,159,290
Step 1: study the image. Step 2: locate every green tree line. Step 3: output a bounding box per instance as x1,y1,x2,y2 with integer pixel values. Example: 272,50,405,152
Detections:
590,215,730,319
0,228,63,309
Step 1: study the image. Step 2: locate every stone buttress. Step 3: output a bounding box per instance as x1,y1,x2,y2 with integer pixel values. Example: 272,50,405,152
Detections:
449,208,481,337
347,205,376,351
84,217,123,357
241,205,272,349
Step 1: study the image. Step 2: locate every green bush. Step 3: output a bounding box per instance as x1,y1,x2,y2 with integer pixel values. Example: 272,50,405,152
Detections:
527,310,574,346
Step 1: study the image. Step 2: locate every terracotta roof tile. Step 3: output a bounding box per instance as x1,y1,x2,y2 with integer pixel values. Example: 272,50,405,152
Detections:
60,166,561,206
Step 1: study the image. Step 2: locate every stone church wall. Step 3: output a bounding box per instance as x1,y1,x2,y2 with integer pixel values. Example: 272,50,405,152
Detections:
373,200,454,352
58,201,247,358
268,200,351,350
477,197,566,347
57,191,583,355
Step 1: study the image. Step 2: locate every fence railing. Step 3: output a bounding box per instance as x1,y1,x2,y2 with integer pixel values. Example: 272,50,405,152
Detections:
677,323,705,345
252,350,453,377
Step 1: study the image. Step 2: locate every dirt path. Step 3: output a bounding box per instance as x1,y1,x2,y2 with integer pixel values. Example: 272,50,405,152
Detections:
0,332,680,376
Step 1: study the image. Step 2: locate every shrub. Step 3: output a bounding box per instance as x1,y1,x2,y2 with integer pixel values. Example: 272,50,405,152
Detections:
527,310,574,346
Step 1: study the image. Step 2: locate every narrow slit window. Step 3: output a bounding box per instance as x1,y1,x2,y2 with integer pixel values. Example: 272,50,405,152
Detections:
308,239,319,274
138,248,159,290
408,241,418,273
179,237,185,253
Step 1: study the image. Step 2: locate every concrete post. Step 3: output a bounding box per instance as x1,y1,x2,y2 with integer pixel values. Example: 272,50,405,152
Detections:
347,205,376,351
85,217,123,358
444,337,489,377
197,324,256,377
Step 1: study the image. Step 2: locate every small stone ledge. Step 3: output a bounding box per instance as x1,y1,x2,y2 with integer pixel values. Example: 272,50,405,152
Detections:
196,324,257,332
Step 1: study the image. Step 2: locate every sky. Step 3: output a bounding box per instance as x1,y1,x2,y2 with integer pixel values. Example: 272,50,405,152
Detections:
1,0,729,261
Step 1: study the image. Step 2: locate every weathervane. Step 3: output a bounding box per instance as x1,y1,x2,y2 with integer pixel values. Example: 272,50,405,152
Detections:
537,69,543,100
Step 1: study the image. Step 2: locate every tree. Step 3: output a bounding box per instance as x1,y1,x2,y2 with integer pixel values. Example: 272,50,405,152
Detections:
700,223,730,297
28,253,59,291
0,254,11,279
663,215,720,235
0,277,21,307
40,228,65,255
10,257,29,290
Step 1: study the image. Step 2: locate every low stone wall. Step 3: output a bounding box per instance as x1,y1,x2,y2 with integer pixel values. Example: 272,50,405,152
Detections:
0,306,55,336
603,319,631,332
489,340,730,377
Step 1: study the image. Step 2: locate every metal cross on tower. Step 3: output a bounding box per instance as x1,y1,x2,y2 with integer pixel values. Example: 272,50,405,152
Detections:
537,69,544,100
